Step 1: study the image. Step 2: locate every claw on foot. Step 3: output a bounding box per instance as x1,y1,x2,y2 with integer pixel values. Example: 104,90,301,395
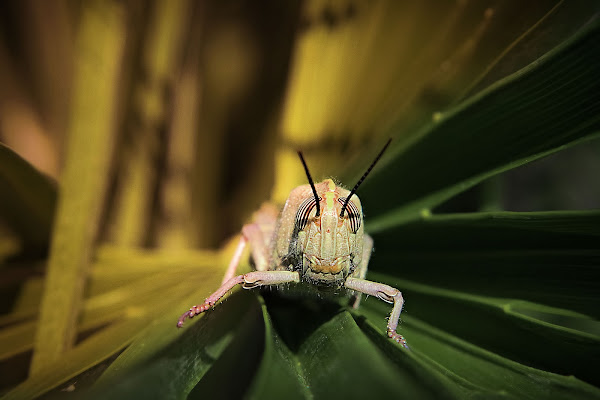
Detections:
176,302,212,328
387,328,409,350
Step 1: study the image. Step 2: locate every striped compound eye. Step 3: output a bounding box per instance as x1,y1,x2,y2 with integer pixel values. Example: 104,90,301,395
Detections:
338,197,361,233
295,196,320,230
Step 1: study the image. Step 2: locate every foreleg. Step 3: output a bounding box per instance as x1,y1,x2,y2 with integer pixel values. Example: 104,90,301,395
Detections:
344,277,409,349
177,270,299,328
350,234,373,309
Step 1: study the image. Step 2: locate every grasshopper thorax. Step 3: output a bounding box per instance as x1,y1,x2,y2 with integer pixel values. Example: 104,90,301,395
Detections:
273,179,364,287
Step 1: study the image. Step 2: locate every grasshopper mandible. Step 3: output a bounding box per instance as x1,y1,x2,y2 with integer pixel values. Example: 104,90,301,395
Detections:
177,139,408,348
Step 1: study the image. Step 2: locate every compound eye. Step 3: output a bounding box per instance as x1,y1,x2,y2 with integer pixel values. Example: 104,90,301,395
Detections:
296,196,320,230
338,197,361,233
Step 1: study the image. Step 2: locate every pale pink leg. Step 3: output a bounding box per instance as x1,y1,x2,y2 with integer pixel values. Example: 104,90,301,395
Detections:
350,234,373,309
242,223,271,271
177,270,300,328
221,236,248,284
345,277,409,349
221,219,274,284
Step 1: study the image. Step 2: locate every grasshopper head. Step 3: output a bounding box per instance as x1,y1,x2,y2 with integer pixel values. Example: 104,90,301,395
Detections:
274,140,390,286
274,179,364,285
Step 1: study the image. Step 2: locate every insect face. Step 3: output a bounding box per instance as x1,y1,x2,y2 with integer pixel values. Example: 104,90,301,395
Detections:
273,179,364,286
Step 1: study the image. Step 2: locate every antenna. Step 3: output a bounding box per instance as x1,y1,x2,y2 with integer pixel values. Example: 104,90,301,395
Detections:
340,138,392,217
297,151,321,217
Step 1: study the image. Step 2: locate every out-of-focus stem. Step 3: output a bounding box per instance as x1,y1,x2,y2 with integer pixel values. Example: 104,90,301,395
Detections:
108,0,193,247
30,0,126,375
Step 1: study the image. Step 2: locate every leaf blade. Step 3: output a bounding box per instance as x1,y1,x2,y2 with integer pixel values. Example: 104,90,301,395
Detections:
361,20,600,232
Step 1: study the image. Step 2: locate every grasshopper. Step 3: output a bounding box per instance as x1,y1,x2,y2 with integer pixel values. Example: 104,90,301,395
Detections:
177,139,408,348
